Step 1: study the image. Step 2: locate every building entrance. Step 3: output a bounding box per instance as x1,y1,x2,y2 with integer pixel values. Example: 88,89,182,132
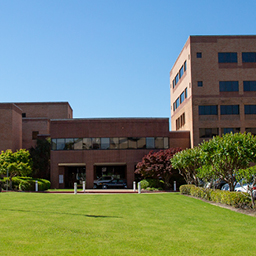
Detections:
64,166,86,188
94,164,126,180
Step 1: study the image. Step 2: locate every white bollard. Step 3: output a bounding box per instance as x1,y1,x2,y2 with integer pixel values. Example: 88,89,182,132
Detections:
174,181,176,191
133,181,136,191
74,182,77,194
138,182,141,194
35,180,38,192
83,181,86,192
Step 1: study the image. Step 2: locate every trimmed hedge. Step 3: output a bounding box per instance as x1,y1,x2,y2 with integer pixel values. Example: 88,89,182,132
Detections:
180,184,252,209
1,177,51,191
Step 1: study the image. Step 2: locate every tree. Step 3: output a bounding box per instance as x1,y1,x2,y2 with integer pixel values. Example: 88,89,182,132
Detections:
29,138,51,179
0,149,33,188
135,148,182,189
199,132,256,191
237,166,256,208
171,147,202,186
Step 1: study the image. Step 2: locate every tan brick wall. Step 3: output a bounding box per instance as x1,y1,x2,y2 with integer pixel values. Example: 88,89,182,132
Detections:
22,119,50,149
170,35,256,147
16,102,73,119
0,104,22,152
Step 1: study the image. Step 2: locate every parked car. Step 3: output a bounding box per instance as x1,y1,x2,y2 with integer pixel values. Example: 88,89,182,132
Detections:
221,182,256,199
102,179,127,189
93,176,113,188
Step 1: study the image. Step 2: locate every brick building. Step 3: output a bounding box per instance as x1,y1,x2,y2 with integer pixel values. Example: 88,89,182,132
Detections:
170,35,256,147
0,102,190,188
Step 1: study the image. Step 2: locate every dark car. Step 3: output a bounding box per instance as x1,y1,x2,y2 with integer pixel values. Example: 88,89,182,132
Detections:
93,176,113,188
102,179,127,189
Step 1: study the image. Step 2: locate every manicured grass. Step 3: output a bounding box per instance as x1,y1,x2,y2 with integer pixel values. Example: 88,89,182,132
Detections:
0,193,256,256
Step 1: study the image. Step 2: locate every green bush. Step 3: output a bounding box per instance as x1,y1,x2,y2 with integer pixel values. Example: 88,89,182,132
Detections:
140,179,149,189
180,184,252,209
1,177,51,191
179,184,196,195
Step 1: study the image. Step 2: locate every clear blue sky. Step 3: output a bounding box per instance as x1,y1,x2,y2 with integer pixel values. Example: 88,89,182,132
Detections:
1,0,256,123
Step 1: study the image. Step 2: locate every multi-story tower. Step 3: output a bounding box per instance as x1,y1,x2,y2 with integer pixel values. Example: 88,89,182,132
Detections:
170,35,256,147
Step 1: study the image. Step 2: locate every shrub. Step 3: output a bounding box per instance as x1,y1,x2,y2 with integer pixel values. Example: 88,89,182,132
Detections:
140,179,149,189
180,184,252,209
180,184,196,195
1,176,51,191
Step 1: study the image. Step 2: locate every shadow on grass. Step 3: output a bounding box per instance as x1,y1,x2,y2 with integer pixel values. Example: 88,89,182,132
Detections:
0,208,121,218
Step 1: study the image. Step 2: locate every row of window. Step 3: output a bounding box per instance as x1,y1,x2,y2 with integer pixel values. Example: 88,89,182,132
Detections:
176,113,185,130
52,137,169,151
199,128,256,138
199,105,256,115
197,81,256,92
218,52,256,63
196,52,256,63
172,61,187,89
173,88,187,111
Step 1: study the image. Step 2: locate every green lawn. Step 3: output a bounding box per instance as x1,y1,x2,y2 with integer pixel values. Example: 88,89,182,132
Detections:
0,193,256,256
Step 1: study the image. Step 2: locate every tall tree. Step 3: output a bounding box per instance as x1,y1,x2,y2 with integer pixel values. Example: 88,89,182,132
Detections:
135,148,182,189
0,149,33,188
199,132,256,191
171,147,202,186
29,138,51,179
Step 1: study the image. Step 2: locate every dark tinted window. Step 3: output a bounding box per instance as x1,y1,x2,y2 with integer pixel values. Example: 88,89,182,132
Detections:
219,81,239,92
242,52,256,63
197,52,202,58
199,128,219,138
199,105,218,115
245,105,256,114
220,105,239,115
198,81,203,87
221,128,240,135
218,52,237,63
246,128,256,135
243,81,256,91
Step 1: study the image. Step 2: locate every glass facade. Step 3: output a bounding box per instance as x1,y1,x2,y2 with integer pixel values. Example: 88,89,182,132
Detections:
244,105,256,114
52,137,169,151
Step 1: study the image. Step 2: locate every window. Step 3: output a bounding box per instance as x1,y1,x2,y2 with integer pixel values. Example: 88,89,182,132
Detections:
176,113,185,130
184,61,187,71
101,138,110,149
197,81,203,87
185,87,187,98
137,138,146,149
199,128,219,138
220,105,239,115
56,139,65,150
219,81,239,92
173,102,176,111
243,81,256,91
83,138,92,149
91,138,100,149
180,91,185,104
110,138,119,149
199,105,218,115
65,138,74,150
246,128,256,135
22,113,26,118
175,74,179,85
32,131,39,140
52,139,57,150
197,52,202,58
128,137,138,149
146,137,155,149
175,97,180,109
74,138,83,150
244,105,256,115
119,138,128,149
242,52,256,63
221,128,240,135
218,52,237,63
172,80,175,89
179,66,184,79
